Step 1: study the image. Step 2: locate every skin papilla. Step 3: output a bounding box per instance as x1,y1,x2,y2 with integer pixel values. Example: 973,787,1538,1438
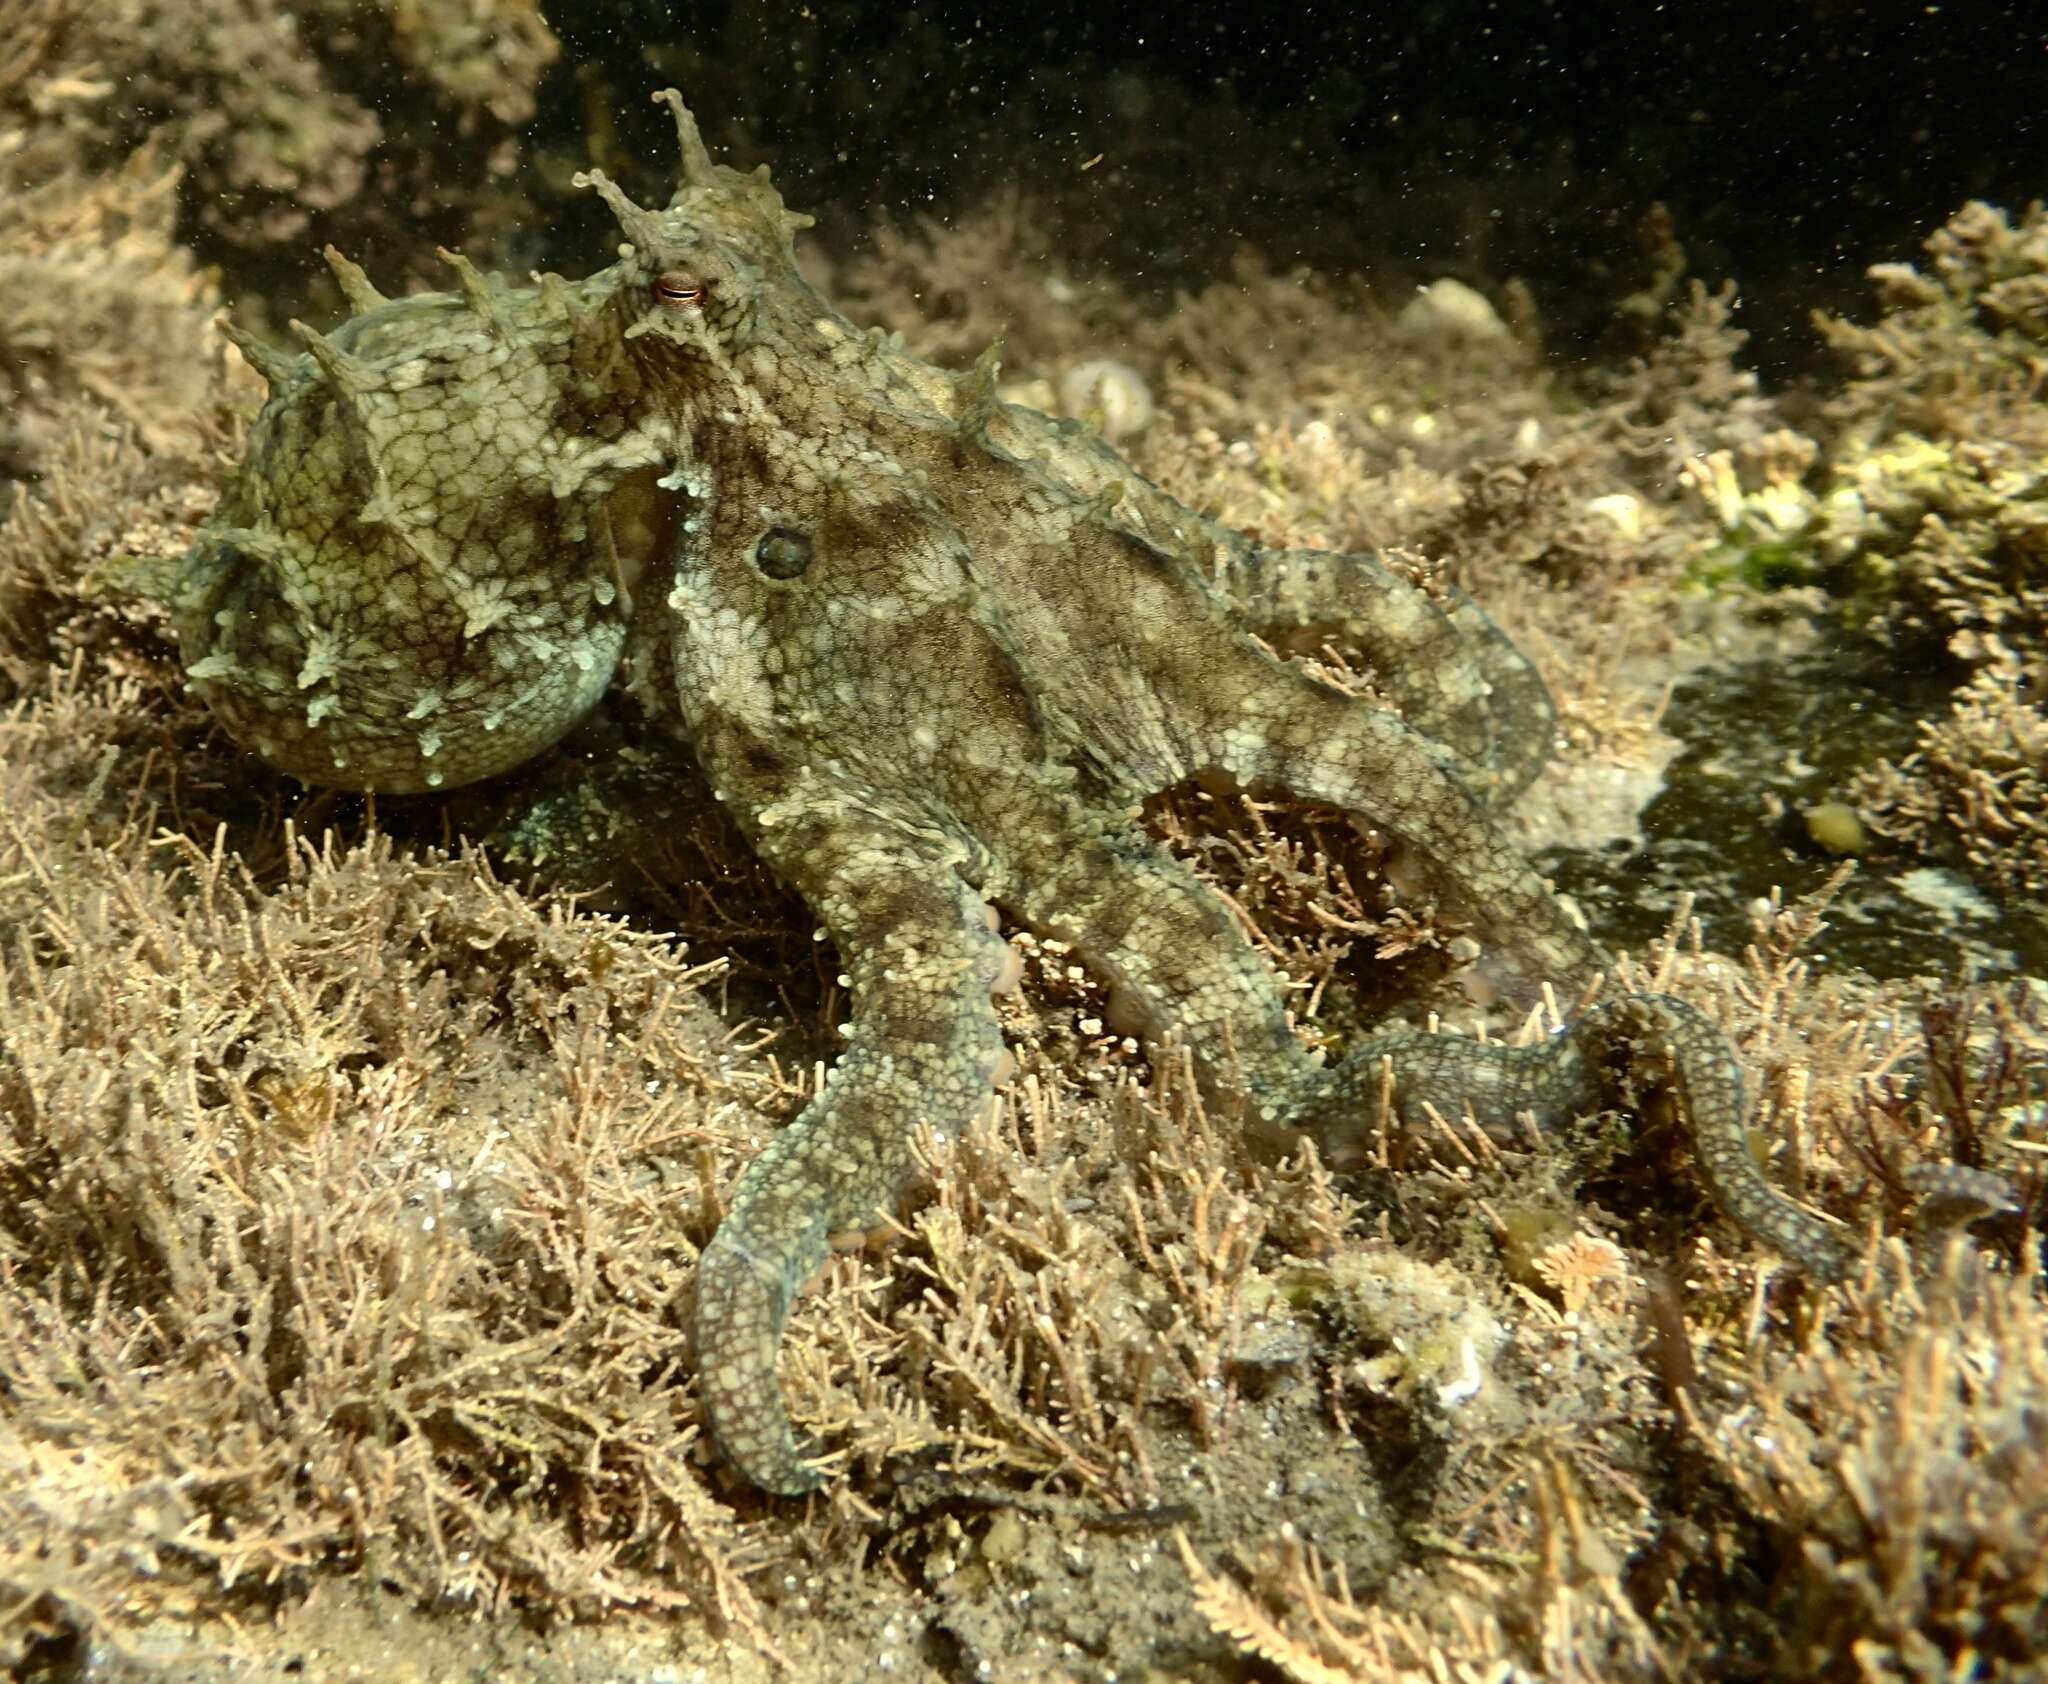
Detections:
170,92,1869,1496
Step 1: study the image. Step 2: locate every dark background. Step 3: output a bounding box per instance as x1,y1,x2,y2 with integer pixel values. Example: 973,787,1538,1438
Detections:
533,0,2046,378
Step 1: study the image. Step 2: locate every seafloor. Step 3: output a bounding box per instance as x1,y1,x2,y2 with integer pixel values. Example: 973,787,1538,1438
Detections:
2,6,2044,1682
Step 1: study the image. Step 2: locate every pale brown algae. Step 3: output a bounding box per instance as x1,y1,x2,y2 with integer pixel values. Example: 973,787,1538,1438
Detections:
168,90,1884,1495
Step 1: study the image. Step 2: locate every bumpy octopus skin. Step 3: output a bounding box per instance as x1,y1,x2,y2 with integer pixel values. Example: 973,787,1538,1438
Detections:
169,93,1858,1496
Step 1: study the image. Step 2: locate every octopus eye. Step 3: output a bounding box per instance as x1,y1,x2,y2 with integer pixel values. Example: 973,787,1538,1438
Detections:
754,526,813,580
653,271,706,308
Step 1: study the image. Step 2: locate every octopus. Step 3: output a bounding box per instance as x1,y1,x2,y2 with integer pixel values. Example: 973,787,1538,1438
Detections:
166,92,1873,1496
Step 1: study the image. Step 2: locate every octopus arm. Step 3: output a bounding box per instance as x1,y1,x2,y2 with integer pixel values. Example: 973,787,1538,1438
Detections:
692,789,1014,1494
1013,416,1553,804
1147,622,1598,986
983,775,1327,1122
1307,994,1856,1281
1212,538,1558,806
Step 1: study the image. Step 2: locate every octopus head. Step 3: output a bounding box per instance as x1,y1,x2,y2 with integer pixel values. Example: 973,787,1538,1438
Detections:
576,89,819,357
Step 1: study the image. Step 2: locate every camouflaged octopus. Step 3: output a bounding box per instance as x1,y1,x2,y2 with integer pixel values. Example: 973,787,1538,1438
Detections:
169,92,1857,1495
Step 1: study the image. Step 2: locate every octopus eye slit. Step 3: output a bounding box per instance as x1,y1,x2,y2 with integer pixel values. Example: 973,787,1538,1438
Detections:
653,271,707,309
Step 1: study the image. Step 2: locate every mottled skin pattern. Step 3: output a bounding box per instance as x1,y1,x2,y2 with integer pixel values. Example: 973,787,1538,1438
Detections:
170,93,1855,1496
